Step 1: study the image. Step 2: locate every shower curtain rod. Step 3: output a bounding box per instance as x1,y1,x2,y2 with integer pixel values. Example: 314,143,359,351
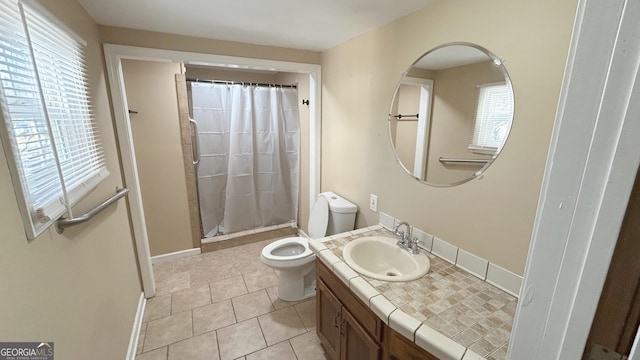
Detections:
186,78,297,89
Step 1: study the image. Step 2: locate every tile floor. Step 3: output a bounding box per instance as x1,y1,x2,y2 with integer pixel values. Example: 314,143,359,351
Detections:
136,238,330,360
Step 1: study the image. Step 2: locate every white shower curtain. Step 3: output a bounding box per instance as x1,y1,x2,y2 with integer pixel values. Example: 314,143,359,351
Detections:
192,82,300,236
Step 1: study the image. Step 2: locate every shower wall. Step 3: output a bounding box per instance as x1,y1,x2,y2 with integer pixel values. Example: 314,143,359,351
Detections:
123,59,197,256
175,74,202,245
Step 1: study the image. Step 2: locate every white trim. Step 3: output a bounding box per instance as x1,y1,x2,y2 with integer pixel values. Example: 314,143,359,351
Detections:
103,44,321,299
309,69,322,218
103,45,156,298
151,248,201,264
125,293,146,360
629,326,640,360
400,76,433,87
509,0,640,358
400,77,434,180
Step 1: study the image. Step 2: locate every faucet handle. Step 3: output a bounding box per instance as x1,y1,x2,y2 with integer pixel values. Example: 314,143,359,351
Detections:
406,237,421,254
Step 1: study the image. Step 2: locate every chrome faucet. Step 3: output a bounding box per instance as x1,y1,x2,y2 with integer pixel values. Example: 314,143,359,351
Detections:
393,221,420,254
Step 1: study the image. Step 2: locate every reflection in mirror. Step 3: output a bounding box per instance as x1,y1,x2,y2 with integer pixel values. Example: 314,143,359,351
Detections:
389,43,514,186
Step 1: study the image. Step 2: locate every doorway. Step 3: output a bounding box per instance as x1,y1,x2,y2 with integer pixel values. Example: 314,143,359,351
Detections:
583,166,640,359
181,65,309,240
103,44,322,298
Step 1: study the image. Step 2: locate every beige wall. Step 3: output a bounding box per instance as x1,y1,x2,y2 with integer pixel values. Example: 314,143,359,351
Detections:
99,28,320,234
123,59,195,256
275,72,311,232
321,0,577,274
426,61,503,184
185,66,278,83
0,0,141,359
99,26,321,65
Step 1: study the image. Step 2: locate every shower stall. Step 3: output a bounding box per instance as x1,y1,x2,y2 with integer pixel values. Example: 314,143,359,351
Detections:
190,80,300,238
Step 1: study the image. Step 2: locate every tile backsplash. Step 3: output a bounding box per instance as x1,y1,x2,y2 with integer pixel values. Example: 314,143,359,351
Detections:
457,249,490,281
432,237,459,265
378,212,522,298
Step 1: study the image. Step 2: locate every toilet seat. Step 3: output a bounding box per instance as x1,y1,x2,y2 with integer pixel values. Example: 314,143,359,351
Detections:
260,237,316,268
307,194,329,238
260,194,328,269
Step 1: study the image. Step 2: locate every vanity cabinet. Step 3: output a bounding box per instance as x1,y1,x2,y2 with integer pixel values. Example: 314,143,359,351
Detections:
316,259,440,360
316,279,341,359
317,260,382,360
385,328,439,360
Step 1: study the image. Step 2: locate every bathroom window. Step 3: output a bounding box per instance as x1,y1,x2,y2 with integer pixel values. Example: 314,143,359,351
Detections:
469,82,514,154
0,0,108,239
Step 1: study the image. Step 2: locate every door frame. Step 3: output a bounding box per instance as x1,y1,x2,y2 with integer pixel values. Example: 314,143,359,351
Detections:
509,0,640,358
103,44,322,297
398,76,433,179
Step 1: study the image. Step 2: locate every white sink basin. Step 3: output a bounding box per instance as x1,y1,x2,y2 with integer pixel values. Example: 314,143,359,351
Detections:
342,236,430,282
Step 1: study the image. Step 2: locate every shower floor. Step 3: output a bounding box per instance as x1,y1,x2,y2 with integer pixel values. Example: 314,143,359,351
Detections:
201,222,298,253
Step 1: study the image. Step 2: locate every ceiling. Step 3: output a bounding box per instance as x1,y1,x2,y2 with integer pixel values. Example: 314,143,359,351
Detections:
414,45,492,71
76,0,434,51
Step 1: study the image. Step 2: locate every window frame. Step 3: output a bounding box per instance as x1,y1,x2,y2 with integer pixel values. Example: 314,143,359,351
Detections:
469,81,514,155
0,0,109,240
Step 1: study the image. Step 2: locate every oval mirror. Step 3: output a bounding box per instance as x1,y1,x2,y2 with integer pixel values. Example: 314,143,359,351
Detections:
389,42,514,186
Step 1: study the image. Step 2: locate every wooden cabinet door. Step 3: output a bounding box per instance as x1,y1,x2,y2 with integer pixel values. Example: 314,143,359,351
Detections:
341,308,381,360
317,279,342,360
386,328,439,360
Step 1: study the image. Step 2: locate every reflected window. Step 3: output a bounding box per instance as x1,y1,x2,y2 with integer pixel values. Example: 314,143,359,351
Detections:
470,82,514,153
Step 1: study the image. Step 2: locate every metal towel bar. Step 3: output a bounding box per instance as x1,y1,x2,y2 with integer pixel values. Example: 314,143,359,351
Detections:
392,113,419,120
189,118,200,166
439,157,490,164
56,188,129,233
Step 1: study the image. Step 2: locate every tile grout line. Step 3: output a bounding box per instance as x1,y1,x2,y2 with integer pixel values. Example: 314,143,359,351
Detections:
291,302,309,332
214,328,222,360
485,339,510,358
146,237,328,360
241,338,297,359
190,307,195,348
288,339,300,360
140,322,148,355
229,291,239,324
254,311,269,355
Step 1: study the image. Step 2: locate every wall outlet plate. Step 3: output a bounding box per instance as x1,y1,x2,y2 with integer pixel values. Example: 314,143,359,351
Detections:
370,194,378,212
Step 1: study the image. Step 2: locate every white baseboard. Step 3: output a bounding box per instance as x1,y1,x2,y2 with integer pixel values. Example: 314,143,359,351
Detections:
126,293,146,360
151,247,201,264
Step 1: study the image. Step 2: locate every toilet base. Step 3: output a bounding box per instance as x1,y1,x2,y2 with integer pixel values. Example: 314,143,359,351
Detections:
276,262,316,301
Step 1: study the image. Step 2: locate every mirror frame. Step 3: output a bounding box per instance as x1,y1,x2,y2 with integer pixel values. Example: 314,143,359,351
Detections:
388,42,515,187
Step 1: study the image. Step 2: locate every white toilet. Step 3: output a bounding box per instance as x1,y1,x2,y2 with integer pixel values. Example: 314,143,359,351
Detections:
260,191,357,301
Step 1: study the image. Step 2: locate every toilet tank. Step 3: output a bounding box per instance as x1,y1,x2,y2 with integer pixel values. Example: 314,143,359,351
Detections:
321,191,358,235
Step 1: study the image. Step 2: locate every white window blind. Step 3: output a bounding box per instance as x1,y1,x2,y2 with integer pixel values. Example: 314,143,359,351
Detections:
469,82,514,154
0,0,109,239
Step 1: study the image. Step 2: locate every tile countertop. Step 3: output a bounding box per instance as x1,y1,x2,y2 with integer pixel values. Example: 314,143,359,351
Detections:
309,225,517,360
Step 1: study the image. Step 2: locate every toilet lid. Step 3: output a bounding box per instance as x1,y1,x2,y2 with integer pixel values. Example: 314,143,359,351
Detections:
308,195,329,238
